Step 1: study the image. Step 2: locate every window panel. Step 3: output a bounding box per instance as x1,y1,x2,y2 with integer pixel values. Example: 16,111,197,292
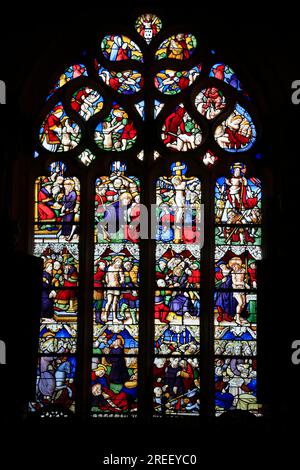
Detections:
135,13,162,44
134,101,145,120
95,245,139,288
154,163,201,416
78,149,96,166
214,163,262,416
214,292,257,354
101,35,143,62
156,162,201,244
30,162,80,413
154,100,164,119
93,289,139,328
154,65,202,95
39,321,77,354
155,34,197,60
92,161,140,416
202,150,218,167
97,64,144,95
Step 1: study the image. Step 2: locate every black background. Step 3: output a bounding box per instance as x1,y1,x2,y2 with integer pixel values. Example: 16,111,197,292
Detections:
0,0,299,463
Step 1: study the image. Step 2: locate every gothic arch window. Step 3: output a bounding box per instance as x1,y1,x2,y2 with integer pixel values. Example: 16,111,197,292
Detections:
29,11,263,419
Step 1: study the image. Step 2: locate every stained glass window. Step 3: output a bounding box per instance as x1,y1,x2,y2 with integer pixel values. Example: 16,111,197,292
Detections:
31,11,263,419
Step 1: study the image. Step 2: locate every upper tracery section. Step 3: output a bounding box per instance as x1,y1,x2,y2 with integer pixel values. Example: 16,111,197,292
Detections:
36,13,257,166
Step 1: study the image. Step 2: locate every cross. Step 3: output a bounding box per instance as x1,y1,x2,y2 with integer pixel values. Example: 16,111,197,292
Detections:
111,161,127,174
171,161,187,176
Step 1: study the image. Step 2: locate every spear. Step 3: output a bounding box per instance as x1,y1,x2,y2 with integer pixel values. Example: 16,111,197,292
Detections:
154,387,199,411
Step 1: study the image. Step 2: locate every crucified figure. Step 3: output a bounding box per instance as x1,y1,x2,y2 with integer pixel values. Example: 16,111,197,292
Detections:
160,173,199,243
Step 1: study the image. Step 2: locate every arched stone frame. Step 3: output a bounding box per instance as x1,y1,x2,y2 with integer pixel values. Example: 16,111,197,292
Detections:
10,7,272,421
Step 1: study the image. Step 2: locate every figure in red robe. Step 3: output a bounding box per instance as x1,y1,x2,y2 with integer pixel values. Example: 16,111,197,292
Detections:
225,126,250,150
187,265,200,287
168,34,190,60
121,120,137,142
212,64,225,80
38,179,56,222
163,105,186,145
55,263,78,311
71,88,89,112
42,106,64,145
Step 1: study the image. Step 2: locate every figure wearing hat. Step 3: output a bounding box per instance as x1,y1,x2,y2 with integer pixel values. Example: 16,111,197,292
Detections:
156,257,168,280
119,290,139,324
55,255,78,313
247,259,257,289
41,105,68,152
38,178,56,226
123,260,138,287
